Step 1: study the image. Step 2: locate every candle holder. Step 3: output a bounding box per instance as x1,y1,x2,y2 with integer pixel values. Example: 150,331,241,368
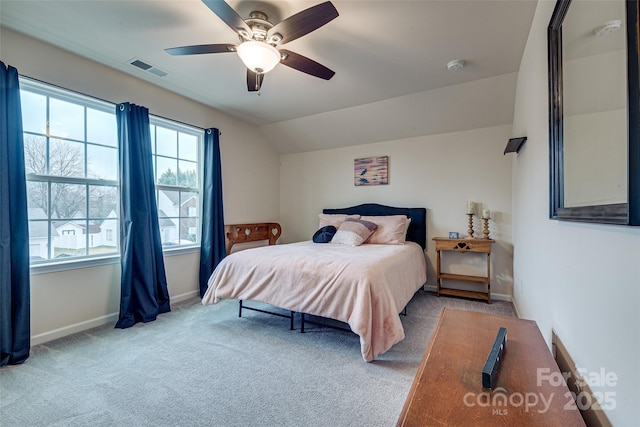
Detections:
482,217,490,239
465,213,475,239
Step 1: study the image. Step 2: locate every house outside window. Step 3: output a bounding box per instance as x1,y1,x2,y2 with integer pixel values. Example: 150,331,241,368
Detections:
150,117,201,248
21,78,119,263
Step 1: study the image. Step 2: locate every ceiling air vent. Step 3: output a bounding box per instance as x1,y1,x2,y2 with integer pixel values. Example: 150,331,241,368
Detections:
127,58,168,78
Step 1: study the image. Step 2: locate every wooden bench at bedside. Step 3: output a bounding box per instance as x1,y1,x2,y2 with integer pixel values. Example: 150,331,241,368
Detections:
224,222,281,255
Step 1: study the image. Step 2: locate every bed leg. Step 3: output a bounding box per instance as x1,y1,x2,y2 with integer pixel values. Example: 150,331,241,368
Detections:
300,313,305,333
239,300,243,318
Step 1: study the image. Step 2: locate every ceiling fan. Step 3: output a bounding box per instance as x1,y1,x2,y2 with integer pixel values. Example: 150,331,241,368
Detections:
166,0,339,94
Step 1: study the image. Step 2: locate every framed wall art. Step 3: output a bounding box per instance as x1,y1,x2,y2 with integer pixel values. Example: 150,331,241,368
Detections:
354,156,388,186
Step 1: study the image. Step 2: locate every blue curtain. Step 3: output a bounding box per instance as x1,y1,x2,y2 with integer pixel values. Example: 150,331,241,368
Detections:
115,102,170,329
0,62,30,366
198,128,226,297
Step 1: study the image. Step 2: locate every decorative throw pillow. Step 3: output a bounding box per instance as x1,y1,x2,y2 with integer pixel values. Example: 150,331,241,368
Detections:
312,225,337,243
331,218,378,247
318,213,361,229
361,215,409,245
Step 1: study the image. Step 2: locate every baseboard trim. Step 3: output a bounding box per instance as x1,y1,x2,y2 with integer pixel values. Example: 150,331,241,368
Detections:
31,290,200,346
422,285,512,303
552,330,612,427
511,298,523,319
172,290,200,304
31,312,120,346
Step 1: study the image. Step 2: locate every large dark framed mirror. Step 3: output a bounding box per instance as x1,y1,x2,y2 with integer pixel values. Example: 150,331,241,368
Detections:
548,0,639,225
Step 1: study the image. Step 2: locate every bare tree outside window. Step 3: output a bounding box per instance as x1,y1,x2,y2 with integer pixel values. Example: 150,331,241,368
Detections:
24,135,86,219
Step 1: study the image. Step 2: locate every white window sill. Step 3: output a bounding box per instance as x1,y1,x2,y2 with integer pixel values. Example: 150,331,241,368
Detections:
29,245,201,275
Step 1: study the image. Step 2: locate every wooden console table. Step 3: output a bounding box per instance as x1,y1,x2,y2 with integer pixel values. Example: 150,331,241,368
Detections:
397,308,585,426
433,237,494,303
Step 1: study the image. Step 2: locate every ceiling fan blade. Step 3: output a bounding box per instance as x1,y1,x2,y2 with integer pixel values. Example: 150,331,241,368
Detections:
247,70,264,92
166,44,236,56
202,0,253,39
267,1,338,45
279,49,335,80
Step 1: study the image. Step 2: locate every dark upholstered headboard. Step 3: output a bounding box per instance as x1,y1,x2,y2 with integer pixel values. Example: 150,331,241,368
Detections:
323,203,427,249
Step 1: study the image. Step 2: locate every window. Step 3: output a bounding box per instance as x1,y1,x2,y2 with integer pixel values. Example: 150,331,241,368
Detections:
150,117,201,248
20,78,202,265
21,79,119,263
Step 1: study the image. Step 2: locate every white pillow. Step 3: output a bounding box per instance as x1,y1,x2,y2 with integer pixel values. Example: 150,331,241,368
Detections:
331,218,378,247
318,213,361,229
404,217,412,238
361,215,408,245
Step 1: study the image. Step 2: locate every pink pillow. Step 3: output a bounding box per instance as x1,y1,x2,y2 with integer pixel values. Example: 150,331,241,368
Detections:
361,215,408,245
331,218,378,246
318,213,360,229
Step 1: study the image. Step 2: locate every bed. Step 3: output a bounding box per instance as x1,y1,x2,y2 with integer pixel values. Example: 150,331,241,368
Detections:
201,204,427,362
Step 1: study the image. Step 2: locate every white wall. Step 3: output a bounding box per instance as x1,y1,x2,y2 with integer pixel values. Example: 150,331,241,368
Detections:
511,2,640,425
1,27,281,343
280,125,514,299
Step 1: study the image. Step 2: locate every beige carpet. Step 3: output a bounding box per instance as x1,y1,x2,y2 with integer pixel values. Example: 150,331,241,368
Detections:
0,291,514,427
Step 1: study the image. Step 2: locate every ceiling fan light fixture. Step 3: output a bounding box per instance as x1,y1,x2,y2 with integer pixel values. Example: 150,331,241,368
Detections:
237,40,280,74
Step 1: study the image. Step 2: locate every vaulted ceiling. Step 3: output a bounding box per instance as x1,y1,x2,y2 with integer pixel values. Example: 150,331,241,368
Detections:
0,1,537,153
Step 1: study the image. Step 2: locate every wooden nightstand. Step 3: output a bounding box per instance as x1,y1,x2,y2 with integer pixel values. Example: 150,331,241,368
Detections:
433,237,495,303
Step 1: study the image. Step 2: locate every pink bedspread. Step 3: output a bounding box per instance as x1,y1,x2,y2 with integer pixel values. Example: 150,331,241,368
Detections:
201,241,427,362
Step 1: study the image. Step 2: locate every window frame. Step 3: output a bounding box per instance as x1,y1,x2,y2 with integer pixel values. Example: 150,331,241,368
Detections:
21,78,121,268
149,116,203,251
20,78,204,273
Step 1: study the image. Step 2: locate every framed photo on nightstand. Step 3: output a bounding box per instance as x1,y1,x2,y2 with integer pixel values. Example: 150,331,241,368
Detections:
448,232,459,239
